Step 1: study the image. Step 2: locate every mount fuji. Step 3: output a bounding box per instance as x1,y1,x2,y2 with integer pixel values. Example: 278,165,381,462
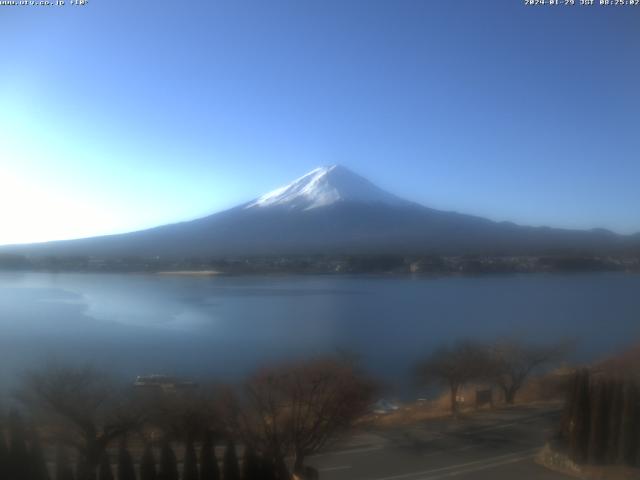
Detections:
2,165,637,258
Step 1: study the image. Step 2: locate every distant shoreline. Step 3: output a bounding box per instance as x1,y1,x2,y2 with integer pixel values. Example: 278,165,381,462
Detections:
1,253,639,276
156,270,222,276
1,268,639,278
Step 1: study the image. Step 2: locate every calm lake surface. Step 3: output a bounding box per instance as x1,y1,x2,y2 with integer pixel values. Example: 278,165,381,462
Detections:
1,271,639,395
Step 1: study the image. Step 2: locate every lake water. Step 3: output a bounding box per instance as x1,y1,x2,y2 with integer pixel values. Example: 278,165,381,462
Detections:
1,271,639,396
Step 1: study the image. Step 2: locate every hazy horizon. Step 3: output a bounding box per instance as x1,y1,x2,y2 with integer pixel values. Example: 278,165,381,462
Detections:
1,163,639,248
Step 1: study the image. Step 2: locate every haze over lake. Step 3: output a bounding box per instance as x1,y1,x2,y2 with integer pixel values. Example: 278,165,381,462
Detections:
1,271,639,396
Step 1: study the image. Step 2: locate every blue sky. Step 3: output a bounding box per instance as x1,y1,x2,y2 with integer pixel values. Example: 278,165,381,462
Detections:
1,0,639,244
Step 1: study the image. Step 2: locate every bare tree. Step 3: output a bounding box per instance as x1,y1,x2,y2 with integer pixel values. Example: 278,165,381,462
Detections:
233,356,375,476
416,340,491,415
18,365,145,480
488,339,568,404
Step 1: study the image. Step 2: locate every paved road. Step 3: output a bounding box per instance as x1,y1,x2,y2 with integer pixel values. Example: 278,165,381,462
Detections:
307,405,569,480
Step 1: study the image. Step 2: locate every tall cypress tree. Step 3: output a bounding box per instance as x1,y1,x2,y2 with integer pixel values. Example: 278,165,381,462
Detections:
587,379,609,465
8,411,30,480
222,441,240,480
560,371,579,441
568,369,591,464
258,456,276,480
183,437,199,480
118,443,137,480
55,445,75,480
140,444,157,480
97,453,114,480
199,431,219,480
274,456,290,480
29,428,50,480
0,428,9,480
75,457,89,480
618,381,639,466
607,378,624,464
241,446,260,480
158,441,179,480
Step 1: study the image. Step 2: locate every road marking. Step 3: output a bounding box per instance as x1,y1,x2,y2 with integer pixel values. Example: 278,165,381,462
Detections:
311,445,383,458
423,445,475,458
319,465,352,472
370,448,539,480
421,452,535,479
466,421,520,432
459,414,557,436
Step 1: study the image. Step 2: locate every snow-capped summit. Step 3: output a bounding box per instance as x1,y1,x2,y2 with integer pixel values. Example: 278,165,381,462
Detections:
245,165,410,210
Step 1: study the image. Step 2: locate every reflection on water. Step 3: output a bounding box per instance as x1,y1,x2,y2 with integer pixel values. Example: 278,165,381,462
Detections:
1,271,639,396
